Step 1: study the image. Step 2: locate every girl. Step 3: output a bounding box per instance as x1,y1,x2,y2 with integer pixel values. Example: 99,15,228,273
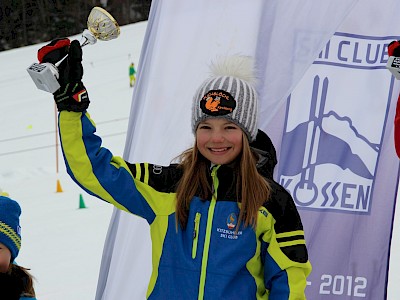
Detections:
39,39,311,299
0,194,36,300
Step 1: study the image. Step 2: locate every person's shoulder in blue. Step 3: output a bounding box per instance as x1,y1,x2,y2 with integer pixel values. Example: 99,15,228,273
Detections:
0,192,37,299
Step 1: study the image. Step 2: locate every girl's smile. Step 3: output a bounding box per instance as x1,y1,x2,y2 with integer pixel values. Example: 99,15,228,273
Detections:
196,118,243,165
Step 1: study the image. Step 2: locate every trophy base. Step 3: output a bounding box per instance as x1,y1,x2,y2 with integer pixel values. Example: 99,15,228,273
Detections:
27,63,60,93
386,56,400,80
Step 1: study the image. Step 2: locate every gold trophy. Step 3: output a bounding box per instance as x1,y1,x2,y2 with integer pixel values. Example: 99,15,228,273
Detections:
27,7,120,93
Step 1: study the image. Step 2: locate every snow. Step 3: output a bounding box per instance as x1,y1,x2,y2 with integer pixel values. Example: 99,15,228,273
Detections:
0,21,399,299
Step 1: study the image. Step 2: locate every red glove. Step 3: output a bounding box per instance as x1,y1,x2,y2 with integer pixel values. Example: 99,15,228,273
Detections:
38,38,71,64
388,40,400,57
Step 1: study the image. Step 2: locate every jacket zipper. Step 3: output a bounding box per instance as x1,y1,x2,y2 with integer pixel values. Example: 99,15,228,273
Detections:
197,165,220,300
192,212,201,259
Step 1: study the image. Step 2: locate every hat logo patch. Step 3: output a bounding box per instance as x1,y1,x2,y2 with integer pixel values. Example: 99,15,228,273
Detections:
205,96,220,112
200,90,236,116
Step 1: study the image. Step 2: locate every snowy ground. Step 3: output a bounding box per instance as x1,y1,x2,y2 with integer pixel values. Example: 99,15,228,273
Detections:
0,21,399,299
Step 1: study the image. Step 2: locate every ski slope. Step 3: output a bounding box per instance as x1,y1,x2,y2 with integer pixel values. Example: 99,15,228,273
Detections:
0,21,399,299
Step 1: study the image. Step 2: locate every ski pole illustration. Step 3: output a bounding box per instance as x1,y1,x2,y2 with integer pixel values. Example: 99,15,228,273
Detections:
294,75,329,206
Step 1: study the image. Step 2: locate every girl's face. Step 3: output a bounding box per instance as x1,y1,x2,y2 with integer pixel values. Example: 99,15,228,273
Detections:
196,118,243,165
0,242,11,273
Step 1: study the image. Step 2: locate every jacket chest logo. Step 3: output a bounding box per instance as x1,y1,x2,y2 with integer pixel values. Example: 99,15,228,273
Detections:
227,213,237,229
216,213,242,240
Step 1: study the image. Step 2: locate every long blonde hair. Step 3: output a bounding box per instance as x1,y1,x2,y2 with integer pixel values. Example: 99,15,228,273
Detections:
175,133,270,229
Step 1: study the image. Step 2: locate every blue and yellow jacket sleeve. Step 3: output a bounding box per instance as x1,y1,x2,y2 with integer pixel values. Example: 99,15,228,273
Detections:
260,181,311,299
58,111,173,222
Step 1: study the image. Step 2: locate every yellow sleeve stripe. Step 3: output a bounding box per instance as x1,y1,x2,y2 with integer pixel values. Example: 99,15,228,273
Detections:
135,164,141,180
134,163,149,184
276,230,305,239
278,239,306,248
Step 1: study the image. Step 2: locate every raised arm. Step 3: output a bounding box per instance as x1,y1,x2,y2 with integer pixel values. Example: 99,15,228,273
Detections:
37,39,173,221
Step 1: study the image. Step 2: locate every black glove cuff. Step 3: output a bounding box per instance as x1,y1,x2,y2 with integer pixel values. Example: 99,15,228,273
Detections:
54,82,90,112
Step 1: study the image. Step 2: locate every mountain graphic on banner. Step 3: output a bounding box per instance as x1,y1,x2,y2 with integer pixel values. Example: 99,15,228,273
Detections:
280,116,376,179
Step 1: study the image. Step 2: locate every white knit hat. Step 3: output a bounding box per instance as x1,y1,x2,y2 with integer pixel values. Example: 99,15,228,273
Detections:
192,55,258,141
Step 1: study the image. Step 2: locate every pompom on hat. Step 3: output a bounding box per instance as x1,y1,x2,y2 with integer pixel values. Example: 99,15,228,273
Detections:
0,193,22,262
192,55,259,141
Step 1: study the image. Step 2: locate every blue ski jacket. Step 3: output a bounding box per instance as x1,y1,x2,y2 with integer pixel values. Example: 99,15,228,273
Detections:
58,111,312,299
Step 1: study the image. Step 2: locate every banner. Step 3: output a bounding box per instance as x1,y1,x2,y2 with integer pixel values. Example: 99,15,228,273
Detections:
277,33,400,299
95,1,400,299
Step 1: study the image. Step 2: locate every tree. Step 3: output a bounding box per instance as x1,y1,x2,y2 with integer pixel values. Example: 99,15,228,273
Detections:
0,0,152,51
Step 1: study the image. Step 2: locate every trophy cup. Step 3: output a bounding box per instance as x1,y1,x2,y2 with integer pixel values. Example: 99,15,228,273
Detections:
27,7,120,93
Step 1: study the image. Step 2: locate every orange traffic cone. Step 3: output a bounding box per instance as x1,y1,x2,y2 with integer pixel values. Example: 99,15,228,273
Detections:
56,179,63,193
